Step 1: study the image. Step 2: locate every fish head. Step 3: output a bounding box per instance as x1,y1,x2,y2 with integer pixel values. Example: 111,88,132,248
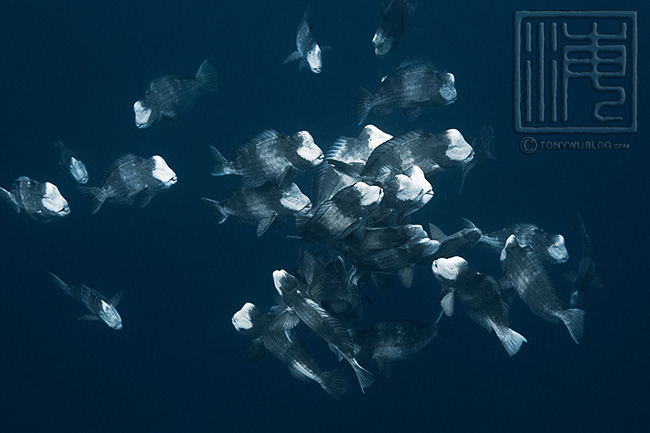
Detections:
439,73,457,104
306,44,323,73
69,157,89,184
372,28,393,57
151,155,178,187
362,124,393,151
295,131,324,166
232,302,263,334
280,183,312,214
500,234,520,262
547,234,569,263
406,166,433,203
394,174,423,203
354,182,384,208
133,100,153,128
445,129,474,164
431,256,468,282
98,300,123,330
272,269,298,296
41,182,70,217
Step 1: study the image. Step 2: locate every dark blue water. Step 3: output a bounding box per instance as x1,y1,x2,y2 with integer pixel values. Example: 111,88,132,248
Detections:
0,1,648,432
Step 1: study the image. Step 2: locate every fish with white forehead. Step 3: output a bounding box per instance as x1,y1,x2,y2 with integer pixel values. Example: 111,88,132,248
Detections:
79,154,177,214
0,176,70,222
372,0,419,58
283,8,328,74
54,141,89,184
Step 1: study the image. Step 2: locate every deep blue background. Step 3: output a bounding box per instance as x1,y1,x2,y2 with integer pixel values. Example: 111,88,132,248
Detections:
0,1,648,432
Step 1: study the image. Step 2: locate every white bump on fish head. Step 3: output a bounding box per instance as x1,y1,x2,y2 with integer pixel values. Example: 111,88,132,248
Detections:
548,234,569,263
439,72,457,104
296,132,324,165
232,302,257,331
306,45,322,73
42,182,70,216
151,155,177,187
372,29,393,57
406,166,432,194
395,174,422,202
355,182,383,207
432,257,468,281
272,270,289,296
363,125,393,151
501,234,518,261
281,184,312,213
99,300,122,330
445,129,475,163
70,157,89,184
133,100,152,129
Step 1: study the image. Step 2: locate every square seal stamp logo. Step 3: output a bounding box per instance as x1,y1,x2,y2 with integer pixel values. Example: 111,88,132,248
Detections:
514,11,637,133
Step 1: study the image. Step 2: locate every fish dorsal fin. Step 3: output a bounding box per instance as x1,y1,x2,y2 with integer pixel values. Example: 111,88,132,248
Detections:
230,130,280,161
326,137,352,161
428,223,448,241
440,289,455,316
101,154,141,183
283,51,302,65
398,59,437,71
110,291,123,307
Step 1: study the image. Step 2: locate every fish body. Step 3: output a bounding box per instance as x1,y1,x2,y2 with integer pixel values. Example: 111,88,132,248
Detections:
297,182,383,243
350,320,436,374
232,303,348,398
355,60,456,124
133,60,218,128
0,177,70,221
372,0,419,57
432,256,526,356
271,270,374,392
362,129,474,181
283,9,325,73
54,141,89,184
568,213,603,307
210,130,323,188
49,273,122,330
500,235,585,344
202,182,312,237
79,154,177,214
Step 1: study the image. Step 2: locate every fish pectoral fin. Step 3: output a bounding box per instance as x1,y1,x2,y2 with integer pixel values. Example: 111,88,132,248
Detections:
283,51,302,65
78,314,99,321
403,106,423,121
298,60,308,70
139,189,156,207
440,289,455,316
110,291,123,307
270,308,300,331
256,214,277,237
398,265,415,288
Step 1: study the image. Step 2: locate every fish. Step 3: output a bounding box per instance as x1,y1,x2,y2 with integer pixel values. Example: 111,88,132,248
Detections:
49,273,123,330
458,125,495,193
79,154,177,214
372,0,419,57
201,182,312,237
427,223,481,259
210,129,324,188
270,269,375,392
566,213,603,307
133,59,218,128
54,141,89,184
374,165,433,221
431,256,527,356
296,181,384,243
0,176,70,222
283,8,327,73
361,128,474,181
463,219,568,264
350,320,436,375
232,302,349,398
355,60,457,124
500,235,585,344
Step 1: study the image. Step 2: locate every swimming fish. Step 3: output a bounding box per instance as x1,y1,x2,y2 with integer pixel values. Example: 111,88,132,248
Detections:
283,8,327,73
0,176,70,222
133,59,218,128
210,129,324,188
232,302,348,398
432,256,527,356
79,154,177,214
355,60,456,124
500,235,585,344
49,273,123,330
372,0,419,57
201,182,312,237
567,213,603,307
54,141,89,184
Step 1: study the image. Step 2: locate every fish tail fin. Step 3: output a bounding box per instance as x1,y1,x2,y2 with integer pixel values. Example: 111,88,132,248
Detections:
560,308,586,344
201,198,228,224
494,325,527,357
319,370,350,399
49,272,71,296
195,60,218,92
349,358,375,393
78,186,106,214
209,146,232,177
354,88,373,125
0,186,20,213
